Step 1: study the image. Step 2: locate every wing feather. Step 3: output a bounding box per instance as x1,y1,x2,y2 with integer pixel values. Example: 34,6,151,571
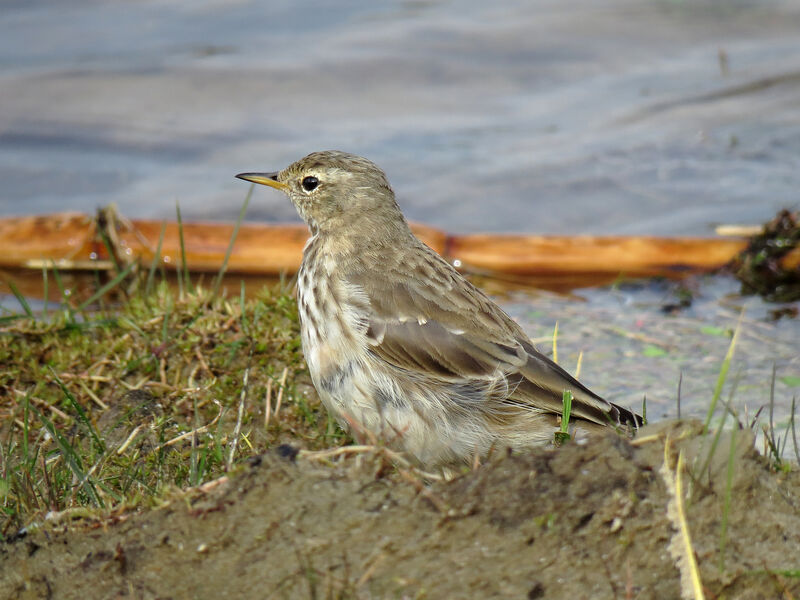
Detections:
348,243,639,427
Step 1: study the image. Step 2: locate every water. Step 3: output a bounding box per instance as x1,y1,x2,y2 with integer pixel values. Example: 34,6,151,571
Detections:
1,0,799,234
504,275,800,450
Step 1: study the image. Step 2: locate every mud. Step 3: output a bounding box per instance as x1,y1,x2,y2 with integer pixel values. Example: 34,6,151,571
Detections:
2,421,798,599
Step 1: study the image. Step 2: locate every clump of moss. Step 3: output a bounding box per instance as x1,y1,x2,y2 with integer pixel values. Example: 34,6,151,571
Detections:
0,276,345,537
731,209,800,302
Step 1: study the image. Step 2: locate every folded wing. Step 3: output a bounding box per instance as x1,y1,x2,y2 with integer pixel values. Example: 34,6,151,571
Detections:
350,247,639,427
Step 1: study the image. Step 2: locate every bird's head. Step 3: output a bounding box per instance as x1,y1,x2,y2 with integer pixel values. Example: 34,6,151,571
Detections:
237,151,404,235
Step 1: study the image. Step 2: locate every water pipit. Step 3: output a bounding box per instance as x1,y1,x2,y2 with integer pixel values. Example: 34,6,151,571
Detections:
237,151,641,468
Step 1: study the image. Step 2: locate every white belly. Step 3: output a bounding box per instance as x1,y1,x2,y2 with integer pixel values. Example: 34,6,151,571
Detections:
296,258,502,467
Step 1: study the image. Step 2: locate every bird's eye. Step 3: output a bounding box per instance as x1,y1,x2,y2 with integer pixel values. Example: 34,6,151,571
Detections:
301,176,319,192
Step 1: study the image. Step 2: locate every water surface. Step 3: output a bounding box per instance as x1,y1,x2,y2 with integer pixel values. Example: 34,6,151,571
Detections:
1,0,799,233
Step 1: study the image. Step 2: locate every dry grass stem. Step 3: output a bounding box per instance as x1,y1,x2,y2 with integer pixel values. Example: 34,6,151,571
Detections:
77,379,109,410
264,378,273,429
661,437,705,600
226,367,249,471
116,425,144,455
274,366,288,417
155,402,223,451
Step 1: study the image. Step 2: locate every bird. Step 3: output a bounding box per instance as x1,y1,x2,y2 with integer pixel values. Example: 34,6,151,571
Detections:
236,151,641,469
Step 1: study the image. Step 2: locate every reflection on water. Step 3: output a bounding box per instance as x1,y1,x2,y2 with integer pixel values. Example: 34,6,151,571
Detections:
1,0,799,234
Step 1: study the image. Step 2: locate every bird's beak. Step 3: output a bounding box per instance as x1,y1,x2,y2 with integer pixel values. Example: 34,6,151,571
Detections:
235,172,289,191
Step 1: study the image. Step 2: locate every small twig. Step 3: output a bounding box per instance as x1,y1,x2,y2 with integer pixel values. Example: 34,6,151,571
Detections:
172,357,184,390
398,468,450,513
299,444,444,481
196,475,229,493
661,437,705,600
264,379,273,429
356,552,386,588
77,379,109,410
714,224,760,236
226,366,249,471
791,397,799,466
41,451,56,511
762,561,796,600
116,425,144,455
57,373,112,383
91,362,106,392
86,358,113,372
186,363,200,390
274,367,288,417
194,347,212,378
552,321,559,364
13,390,70,421
630,433,664,446
599,324,674,349
471,447,481,471
625,559,634,600
300,445,395,461
118,375,151,391
154,402,223,451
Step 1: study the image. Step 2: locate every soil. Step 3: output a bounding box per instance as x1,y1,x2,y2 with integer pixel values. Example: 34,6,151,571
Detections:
2,421,799,600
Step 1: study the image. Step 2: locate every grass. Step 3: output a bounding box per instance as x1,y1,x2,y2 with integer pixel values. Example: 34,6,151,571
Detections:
677,310,800,584
554,390,573,445
0,265,347,539
702,311,743,434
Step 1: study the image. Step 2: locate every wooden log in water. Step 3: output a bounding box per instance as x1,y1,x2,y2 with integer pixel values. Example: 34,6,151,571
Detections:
0,213,446,274
449,234,749,277
0,211,795,281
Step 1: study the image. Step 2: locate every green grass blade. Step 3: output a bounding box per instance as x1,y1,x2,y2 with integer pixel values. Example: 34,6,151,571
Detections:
697,373,741,484
41,265,49,319
239,280,248,335
703,316,743,434
718,427,737,571
561,389,572,432
50,265,75,321
22,394,30,462
7,280,33,318
211,187,252,300
76,260,137,313
95,210,121,274
768,364,776,454
30,405,102,507
48,368,106,453
554,390,573,445
175,200,191,295
161,301,172,346
146,221,167,296
791,397,799,466
0,314,25,325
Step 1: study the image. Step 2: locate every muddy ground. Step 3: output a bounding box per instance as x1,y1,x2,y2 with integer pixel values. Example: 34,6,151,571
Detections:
1,421,798,600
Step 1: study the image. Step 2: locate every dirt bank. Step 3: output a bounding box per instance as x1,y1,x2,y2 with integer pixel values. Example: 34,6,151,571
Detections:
2,421,798,599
